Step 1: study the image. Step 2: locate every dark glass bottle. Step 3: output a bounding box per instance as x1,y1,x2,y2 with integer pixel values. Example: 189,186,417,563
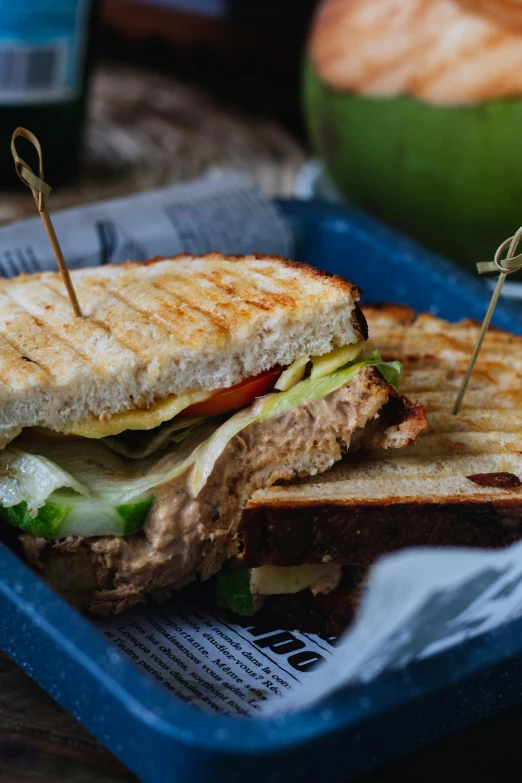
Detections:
0,1,96,187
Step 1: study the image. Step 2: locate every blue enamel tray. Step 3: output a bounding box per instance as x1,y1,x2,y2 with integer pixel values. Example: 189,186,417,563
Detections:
1,199,522,783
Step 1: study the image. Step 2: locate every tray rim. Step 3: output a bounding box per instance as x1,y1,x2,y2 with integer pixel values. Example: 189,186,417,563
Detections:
4,540,522,757
278,198,522,334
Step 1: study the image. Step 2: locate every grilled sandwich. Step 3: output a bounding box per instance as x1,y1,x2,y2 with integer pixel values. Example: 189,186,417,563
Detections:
220,304,522,634
0,257,426,614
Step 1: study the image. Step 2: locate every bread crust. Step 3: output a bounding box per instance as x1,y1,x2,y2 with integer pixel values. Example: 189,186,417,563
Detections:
11,252,363,301
240,498,522,568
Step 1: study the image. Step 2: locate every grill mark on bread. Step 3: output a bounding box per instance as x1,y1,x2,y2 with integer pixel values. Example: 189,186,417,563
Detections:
15,279,142,373
202,277,284,312
140,252,363,306
40,278,147,368
150,281,230,337
45,274,224,387
0,323,86,379
428,410,522,434
368,333,522,364
0,291,94,379
402,389,522,410
0,333,51,384
87,278,185,359
400,368,520,394
104,268,228,342
3,252,363,299
153,269,260,322
201,261,297,310
104,278,213,339
210,253,362,300
240,262,301,291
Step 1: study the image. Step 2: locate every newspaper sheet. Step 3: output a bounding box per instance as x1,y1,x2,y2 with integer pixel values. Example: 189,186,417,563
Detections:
0,172,293,277
98,605,340,718
2,174,522,716
97,539,522,716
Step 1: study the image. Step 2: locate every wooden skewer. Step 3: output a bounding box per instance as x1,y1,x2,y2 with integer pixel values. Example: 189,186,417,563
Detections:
452,227,522,415
10,127,83,318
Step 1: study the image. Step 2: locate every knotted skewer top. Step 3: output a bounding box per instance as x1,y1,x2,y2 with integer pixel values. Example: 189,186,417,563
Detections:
10,127,83,318
453,227,522,414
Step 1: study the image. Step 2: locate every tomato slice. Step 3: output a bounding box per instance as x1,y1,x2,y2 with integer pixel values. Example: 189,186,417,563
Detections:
180,366,282,419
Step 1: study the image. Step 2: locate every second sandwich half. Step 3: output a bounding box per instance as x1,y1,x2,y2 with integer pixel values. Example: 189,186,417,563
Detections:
0,253,427,614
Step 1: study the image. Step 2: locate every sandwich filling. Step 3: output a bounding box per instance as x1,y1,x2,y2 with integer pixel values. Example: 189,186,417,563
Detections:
18,363,425,614
0,345,398,539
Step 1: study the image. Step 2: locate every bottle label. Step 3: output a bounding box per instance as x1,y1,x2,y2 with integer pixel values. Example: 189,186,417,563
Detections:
0,0,90,105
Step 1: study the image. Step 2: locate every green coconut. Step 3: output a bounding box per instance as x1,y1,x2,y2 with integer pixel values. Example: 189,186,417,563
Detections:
303,58,522,271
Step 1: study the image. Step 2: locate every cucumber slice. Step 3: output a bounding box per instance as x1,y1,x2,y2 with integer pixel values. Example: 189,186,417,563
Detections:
0,499,72,538
114,497,154,535
0,490,154,539
216,565,255,616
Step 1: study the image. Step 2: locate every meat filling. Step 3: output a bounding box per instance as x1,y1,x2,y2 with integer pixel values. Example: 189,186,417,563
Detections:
20,367,426,614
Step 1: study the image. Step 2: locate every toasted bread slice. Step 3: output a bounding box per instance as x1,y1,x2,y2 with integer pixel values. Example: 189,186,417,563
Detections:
0,254,366,446
242,306,522,567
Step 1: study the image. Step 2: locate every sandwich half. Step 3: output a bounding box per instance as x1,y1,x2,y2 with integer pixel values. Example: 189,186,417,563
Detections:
0,256,426,614
230,304,522,634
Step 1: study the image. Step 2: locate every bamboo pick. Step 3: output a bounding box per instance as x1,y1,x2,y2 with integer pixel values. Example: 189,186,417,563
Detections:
452,227,522,415
10,127,83,318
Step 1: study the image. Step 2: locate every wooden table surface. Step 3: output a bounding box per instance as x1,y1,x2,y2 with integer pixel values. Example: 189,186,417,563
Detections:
1,645,521,783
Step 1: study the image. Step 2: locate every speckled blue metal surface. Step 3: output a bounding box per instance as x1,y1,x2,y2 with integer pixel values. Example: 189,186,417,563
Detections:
1,199,522,783
280,199,522,333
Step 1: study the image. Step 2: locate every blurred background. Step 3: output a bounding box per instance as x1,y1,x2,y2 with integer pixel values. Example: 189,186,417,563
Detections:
0,0,315,221
3,0,522,271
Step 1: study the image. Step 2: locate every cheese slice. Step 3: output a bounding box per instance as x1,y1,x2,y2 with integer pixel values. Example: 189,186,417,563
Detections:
250,564,341,596
62,389,212,439
274,355,309,391
310,341,366,379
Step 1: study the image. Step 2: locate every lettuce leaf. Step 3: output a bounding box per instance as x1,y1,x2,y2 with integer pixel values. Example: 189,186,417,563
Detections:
373,357,402,389
11,422,216,511
259,351,398,422
0,449,88,516
103,417,206,458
